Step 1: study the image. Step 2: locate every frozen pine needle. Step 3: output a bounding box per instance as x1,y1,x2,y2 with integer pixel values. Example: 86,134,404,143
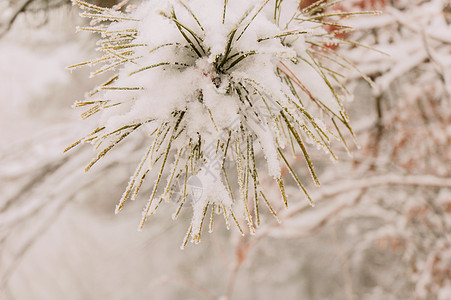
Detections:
68,0,371,247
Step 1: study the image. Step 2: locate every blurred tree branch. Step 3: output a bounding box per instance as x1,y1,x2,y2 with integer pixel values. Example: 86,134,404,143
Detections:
0,0,35,38
0,0,122,38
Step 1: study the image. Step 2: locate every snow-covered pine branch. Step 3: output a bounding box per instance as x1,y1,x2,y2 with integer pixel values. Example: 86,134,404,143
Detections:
68,0,372,247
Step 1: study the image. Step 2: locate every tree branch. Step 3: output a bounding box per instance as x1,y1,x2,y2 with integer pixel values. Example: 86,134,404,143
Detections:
0,0,35,38
252,174,451,245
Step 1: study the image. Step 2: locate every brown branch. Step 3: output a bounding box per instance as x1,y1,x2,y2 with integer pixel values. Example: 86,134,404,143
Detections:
225,238,249,299
162,275,218,300
332,221,354,300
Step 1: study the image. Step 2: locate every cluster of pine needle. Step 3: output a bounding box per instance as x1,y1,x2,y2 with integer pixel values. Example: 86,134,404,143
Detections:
67,0,375,247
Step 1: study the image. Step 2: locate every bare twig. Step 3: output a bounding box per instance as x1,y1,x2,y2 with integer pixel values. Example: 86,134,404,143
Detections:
224,238,249,299
332,221,354,300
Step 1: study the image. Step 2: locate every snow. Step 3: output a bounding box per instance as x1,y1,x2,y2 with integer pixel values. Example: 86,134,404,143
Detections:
188,167,233,241
1,0,451,299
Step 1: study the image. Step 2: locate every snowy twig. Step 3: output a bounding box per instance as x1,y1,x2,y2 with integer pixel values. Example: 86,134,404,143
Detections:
0,0,34,38
386,6,451,45
251,174,451,245
420,29,451,99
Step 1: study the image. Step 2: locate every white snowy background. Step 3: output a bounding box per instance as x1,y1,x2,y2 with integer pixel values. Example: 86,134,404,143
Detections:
1,0,450,299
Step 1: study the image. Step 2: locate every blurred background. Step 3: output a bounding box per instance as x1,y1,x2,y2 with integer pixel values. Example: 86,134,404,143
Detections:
0,0,450,299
